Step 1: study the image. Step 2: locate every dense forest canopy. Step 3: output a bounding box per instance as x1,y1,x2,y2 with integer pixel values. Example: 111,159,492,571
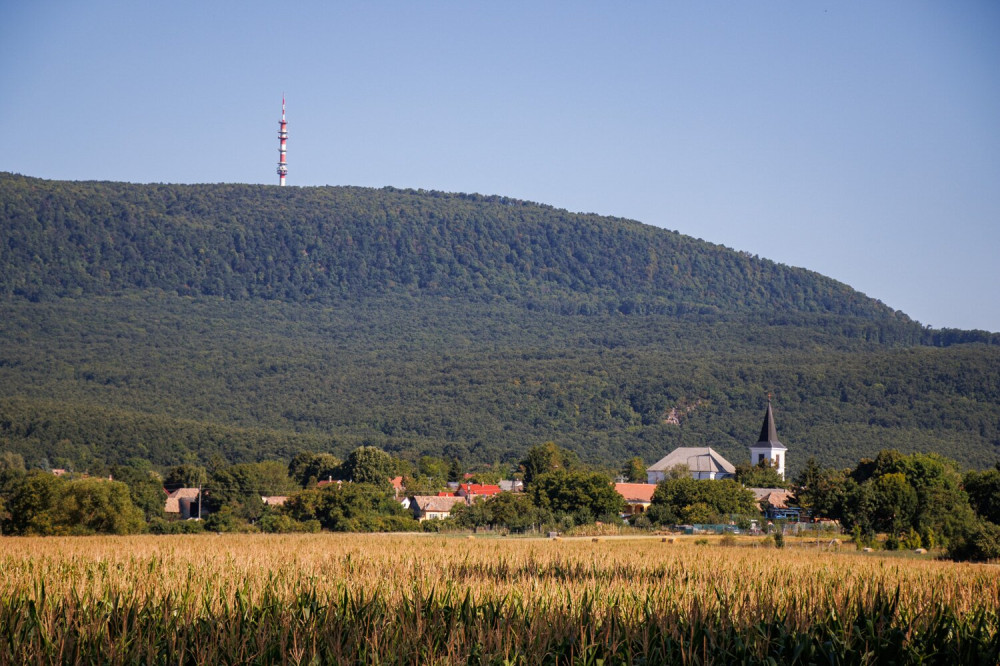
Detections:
1,173,998,474
0,173,918,319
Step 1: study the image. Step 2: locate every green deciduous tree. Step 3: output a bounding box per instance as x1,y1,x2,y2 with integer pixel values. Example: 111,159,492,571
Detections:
451,498,492,532
341,446,394,485
0,472,144,535
648,477,758,525
520,442,579,484
418,456,450,484
284,482,417,532
164,464,208,489
55,478,145,535
963,465,1000,525
622,457,647,483
838,450,977,547
735,460,787,489
1,471,63,535
453,491,541,532
871,472,918,537
948,520,1000,562
528,470,623,522
206,461,296,521
792,457,847,518
110,460,165,522
288,452,342,488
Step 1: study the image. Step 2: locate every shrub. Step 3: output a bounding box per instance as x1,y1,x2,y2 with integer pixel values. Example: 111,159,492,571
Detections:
258,513,320,533
948,521,1000,562
630,514,652,530
852,525,877,550
204,507,257,533
902,528,922,550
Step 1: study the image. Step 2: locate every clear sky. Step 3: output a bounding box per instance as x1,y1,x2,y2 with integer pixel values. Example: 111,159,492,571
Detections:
2,2,998,331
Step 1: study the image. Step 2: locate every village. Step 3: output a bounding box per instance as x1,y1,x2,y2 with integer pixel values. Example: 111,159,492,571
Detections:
9,399,993,560
159,402,807,534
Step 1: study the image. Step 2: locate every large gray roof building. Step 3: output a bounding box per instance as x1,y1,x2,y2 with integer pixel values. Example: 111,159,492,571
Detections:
646,447,736,483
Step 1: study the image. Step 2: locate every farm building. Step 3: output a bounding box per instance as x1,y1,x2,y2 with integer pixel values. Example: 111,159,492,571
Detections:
164,488,201,519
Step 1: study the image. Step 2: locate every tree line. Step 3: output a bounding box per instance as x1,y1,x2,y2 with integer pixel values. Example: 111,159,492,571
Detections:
1,444,997,561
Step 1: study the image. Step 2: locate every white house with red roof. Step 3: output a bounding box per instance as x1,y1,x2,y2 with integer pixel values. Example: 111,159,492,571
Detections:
614,483,657,516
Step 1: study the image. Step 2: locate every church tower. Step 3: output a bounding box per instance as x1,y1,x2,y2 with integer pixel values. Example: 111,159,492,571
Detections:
749,400,787,479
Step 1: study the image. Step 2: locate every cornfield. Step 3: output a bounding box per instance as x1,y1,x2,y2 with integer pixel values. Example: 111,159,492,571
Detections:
0,534,997,664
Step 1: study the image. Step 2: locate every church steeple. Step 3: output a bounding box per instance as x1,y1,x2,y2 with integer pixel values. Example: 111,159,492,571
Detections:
757,400,781,446
750,397,787,480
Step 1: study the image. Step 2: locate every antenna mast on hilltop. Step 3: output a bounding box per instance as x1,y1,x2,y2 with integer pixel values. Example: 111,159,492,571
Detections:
277,95,288,186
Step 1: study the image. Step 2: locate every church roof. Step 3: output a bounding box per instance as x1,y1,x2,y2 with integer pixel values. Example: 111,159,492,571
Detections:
647,447,736,475
754,402,787,451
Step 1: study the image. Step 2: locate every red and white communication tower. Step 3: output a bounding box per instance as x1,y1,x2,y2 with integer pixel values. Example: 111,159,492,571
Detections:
277,95,288,186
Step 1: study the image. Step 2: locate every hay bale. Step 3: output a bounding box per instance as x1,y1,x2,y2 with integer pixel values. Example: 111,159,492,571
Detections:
914,548,928,554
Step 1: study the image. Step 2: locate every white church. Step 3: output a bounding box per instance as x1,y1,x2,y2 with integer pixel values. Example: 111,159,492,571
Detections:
646,401,787,484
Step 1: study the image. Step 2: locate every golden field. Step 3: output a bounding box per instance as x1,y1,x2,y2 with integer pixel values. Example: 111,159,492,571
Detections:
0,533,997,664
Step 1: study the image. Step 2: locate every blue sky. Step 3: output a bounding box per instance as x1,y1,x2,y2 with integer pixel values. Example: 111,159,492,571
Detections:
2,2,998,331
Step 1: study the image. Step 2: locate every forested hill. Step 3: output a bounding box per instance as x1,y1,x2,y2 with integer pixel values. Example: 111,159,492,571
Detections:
1,172,904,322
1,173,998,474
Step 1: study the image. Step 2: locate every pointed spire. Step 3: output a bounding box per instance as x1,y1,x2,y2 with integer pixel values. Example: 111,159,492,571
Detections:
757,399,781,445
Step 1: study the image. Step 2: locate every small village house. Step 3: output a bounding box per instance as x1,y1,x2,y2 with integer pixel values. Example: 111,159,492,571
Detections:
614,483,657,517
409,495,467,521
750,488,802,521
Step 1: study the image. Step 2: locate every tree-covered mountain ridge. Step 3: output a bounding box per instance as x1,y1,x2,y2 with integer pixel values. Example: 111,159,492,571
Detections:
2,173,998,474
1,172,913,323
